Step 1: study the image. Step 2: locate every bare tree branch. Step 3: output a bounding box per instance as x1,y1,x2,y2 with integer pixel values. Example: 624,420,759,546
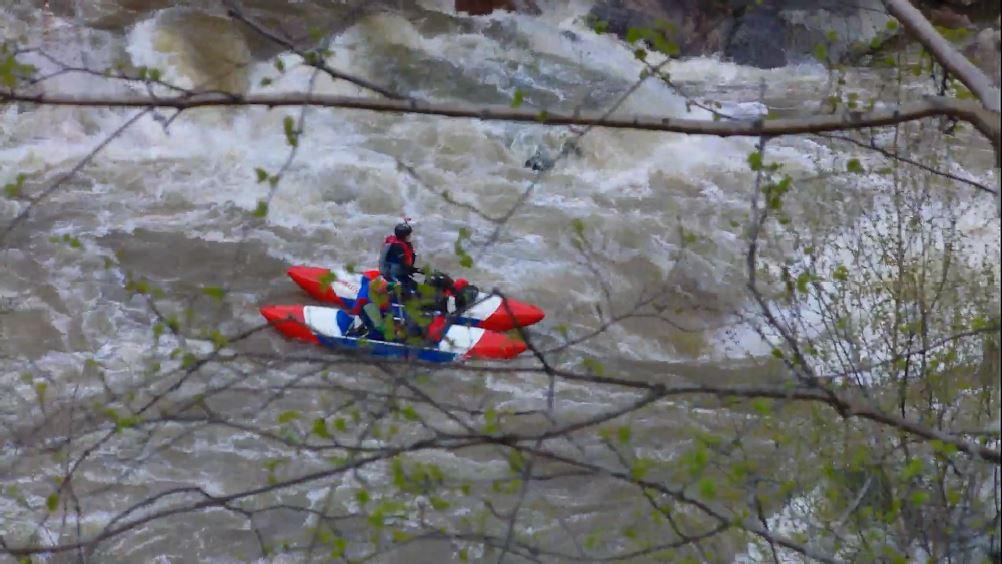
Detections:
883,0,1000,113
3,92,997,143
221,0,404,100
815,132,997,195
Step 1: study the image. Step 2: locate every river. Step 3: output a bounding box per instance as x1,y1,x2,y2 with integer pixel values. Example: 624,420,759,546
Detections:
1,0,998,562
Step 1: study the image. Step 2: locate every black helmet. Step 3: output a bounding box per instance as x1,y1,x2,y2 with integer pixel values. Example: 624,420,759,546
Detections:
428,271,453,289
394,222,412,239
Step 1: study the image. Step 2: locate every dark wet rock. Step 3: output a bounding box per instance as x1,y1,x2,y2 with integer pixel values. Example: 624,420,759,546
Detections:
524,148,553,172
524,140,583,172
930,5,975,28
587,0,896,68
587,0,734,57
561,29,580,42
725,5,786,68
454,0,541,16
963,24,1002,85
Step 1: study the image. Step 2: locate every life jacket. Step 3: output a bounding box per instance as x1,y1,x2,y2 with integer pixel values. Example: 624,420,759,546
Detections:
426,315,447,342
380,235,414,270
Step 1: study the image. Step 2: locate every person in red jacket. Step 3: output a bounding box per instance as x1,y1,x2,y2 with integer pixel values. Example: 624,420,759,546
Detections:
379,222,419,297
424,271,473,314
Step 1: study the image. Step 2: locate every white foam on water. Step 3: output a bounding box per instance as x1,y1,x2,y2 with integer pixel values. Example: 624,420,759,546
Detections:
2,5,998,560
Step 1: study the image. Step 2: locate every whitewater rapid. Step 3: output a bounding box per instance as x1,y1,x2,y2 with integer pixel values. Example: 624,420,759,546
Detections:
2,1,997,561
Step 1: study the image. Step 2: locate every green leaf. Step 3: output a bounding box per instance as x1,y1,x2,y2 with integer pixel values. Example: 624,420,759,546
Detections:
317,271,336,292
483,406,498,434
507,449,525,473
796,272,811,294
312,418,330,438
274,58,285,73
751,399,771,416
617,425,631,444
4,173,26,198
511,88,523,108
255,168,269,183
910,490,929,506
846,158,865,174
116,415,140,430
330,538,347,558
429,496,450,511
202,286,227,302
283,115,297,147
459,254,473,268
401,405,419,421
308,27,326,42
631,458,652,480
334,417,347,432
277,410,300,424
303,50,321,66
935,25,971,42
368,508,385,529
254,200,269,218
886,20,898,31
901,458,924,480
946,487,962,505
625,27,647,44
581,357,605,375
814,44,827,63
698,477,717,499
356,489,370,505
954,83,976,100
181,352,198,369
832,265,850,282
747,151,763,171
775,174,792,193
209,330,228,350
46,492,59,512
148,68,161,81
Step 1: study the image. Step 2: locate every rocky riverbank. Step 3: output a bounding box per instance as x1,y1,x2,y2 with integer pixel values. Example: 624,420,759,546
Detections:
456,0,1001,73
